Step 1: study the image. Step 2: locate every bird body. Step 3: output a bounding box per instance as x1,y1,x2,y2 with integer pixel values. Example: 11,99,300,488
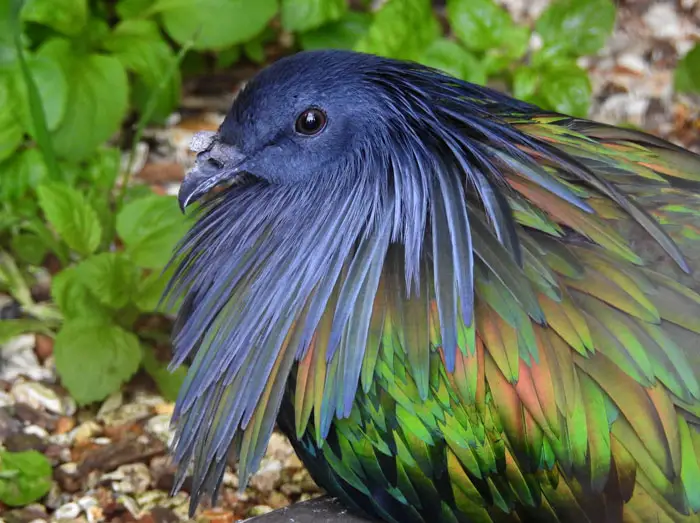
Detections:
166,50,700,523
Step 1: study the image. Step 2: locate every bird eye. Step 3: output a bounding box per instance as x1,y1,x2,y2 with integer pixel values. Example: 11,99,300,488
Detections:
295,108,327,136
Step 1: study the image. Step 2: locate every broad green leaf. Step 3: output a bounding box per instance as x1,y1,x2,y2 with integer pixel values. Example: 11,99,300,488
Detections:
155,0,278,50
535,0,615,57
215,46,242,69
104,20,180,123
419,38,486,85
299,11,372,51
447,0,528,59
133,268,171,312
54,318,142,404
36,181,102,256
0,73,23,162
512,65,539,100
0,148,48,201
116,194,189,269
0,450,52,506
21,0,88,36
281,0,347,33
51,265,112,320
10,233,47,266
0,319,51,345
13,54,68,136
142,345,187,401
675,43,700,94
82,147,121,191
73,253,140,309
116,0,154,19
541,63,591,117
355,0,439,60
38,38,128,162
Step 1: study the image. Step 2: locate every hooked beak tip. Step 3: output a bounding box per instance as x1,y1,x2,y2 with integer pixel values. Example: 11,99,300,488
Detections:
178,144,248,211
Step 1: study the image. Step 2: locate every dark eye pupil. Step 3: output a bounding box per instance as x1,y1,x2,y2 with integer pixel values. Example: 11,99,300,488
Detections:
296,108,326,135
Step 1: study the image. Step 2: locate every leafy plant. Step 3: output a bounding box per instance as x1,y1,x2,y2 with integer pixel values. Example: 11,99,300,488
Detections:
675,43,700,95
0,450,52,506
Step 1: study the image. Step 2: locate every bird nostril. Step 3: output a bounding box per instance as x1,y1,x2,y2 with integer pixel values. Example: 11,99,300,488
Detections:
207,157,224,169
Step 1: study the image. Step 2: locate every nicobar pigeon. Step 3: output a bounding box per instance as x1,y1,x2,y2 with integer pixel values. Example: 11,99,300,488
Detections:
165,50,700,523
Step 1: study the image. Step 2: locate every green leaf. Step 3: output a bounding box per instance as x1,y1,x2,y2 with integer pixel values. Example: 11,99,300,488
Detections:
51,265,111,320
116,0,154,19
117,195,189,270
21,0,88,36
281,0,347,33
73,253,140,309
0,73,23,162
355,0,439,60
133,265,173,312
155,0,278,50
13,54,68,136
82,147,121,191
142,345,186,401
243,38,266,64
0,148,48,201
512,65,539,101
299,11,372,51
0,450,52,506
447,0,528,60
103,20,180,123
38,38,128,162
36,181,102,256
541,63,591,117
10,233,48,266
535,0,615,57
215,46,241,69
675,43,700,94
419,38,487,85
54,318,142,404
0,319,52,345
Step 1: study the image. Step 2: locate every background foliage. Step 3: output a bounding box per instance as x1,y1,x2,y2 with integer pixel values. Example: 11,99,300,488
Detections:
0,0,698,506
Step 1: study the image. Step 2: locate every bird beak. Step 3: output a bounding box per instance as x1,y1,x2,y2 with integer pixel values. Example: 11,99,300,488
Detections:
178,132,248,212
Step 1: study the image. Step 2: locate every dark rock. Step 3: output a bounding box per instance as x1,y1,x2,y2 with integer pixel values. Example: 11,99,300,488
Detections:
78,433,167,475
243,497,377,523
149,506,181,523
0,406,22,440
4,432,48,453
14,401,59,431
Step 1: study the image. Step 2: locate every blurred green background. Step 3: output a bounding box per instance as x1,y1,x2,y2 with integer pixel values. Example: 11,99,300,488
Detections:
0,0,698,508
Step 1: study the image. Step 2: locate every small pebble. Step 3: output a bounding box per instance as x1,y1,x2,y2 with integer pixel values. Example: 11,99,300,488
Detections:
53,501,81,520
103,463,152,494
24,424,50,439
73,420,102,444
0,389,14,407
199,508,236,522
132,390,168,407
54,416,76,435
96,391,124,419
11,381,64,414
247,505,274,517
1,335,54,382
99,402,152,427
644,3,681,40
145,413,174,444
77,496,102,523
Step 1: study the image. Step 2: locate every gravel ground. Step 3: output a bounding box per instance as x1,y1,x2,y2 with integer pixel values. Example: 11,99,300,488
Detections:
1,1,699,522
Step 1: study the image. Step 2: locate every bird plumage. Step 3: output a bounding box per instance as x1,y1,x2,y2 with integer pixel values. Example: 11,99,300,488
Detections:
164,50,700,522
